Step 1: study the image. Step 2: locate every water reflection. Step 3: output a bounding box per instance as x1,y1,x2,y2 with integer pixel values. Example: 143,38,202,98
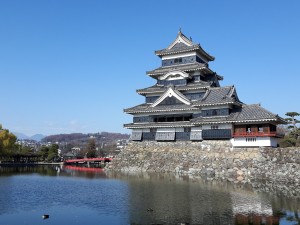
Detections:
107,172,300,225
0,166,299,225
127,174,233,224
0,164,107,179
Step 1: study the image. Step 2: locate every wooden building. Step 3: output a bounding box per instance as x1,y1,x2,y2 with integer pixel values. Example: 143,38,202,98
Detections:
124,31,286,147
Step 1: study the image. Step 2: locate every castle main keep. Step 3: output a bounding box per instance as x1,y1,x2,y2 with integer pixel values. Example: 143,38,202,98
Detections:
124,31,285,147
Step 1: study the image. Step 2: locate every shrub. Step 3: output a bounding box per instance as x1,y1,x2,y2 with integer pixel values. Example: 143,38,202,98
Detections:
279,138,297,148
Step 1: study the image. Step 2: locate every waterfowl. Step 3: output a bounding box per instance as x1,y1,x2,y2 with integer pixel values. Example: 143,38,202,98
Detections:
42,215,49,219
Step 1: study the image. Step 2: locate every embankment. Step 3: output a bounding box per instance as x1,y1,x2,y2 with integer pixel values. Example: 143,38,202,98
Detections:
108,141,300,186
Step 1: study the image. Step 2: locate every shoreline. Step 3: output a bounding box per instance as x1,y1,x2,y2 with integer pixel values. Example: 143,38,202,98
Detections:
0,162,64,166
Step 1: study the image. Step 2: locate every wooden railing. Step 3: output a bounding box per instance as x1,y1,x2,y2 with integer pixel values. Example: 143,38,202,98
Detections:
233,132,279,137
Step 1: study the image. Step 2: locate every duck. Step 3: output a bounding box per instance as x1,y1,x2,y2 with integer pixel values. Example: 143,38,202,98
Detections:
42,214,49,219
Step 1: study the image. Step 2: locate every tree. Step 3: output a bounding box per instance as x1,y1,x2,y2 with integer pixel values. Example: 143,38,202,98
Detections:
279,112,300,147
47,144,59,162
19,145,34,154
86,138,97,158
285,112,300,131
38,146,49,161
37,144,59,162
0,124,17,155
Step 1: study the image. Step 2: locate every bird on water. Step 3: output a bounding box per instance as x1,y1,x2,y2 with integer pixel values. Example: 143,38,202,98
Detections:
42,214,49,219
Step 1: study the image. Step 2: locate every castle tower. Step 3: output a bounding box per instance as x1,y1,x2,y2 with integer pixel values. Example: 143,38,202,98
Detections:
124,31,285,147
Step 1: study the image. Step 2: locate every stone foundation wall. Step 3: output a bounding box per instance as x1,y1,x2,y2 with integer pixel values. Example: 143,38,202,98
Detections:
108,141,300,185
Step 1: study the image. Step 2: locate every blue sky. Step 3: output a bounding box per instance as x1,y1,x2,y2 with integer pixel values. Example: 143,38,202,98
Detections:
0,0,299,136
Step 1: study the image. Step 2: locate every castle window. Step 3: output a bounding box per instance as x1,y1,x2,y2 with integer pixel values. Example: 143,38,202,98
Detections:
174,58,182,64
211,125,219,130
184,127,191,132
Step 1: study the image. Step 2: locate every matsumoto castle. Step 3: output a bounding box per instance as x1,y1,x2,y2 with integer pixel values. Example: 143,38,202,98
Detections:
124,31,285,147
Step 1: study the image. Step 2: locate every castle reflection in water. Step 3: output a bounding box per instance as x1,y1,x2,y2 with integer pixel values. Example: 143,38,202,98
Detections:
0,165,299,225
111,172,298,225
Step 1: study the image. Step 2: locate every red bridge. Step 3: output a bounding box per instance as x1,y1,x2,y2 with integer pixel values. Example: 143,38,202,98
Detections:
64,157,112,164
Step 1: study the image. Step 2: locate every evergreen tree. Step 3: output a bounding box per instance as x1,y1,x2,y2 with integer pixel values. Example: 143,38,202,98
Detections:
279,112,300,147
285,112,300,131
86,138,97,158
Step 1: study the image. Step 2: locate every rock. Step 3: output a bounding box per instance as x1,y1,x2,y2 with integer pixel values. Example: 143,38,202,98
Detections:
237,170,244,176
237,176,244,181
227,169,234,173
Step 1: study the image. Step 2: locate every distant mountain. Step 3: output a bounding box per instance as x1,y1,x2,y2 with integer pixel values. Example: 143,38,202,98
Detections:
13,132,45,141
30,134,45,142
42,132,130,144
13,132,29,140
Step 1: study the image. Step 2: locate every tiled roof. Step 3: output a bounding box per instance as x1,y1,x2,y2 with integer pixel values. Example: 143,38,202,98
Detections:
124,121,193,129
124,103,198,114
146,62,207,76
127,86,242,114
155,44,202,56
191,104,286,124
193,86,240,106
227,104,285,122
137,81,210,95
154,31,215,61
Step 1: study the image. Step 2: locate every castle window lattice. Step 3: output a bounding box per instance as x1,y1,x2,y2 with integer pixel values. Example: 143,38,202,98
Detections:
157,79,187,86
162,55,205,67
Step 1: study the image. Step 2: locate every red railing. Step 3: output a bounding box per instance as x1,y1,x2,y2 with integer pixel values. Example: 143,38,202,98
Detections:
233,132,279,137
64,165,104,172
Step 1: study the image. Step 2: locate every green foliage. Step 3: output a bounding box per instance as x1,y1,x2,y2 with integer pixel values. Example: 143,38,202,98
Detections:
19,145,34,154
289,128,300,139
279,127,300,148
279,138,297,148
286,112,300,117
37,144,59,162
280,112,300,148
47,151,57,162
0,125,17,155
285,112,300,131
39,146,49,160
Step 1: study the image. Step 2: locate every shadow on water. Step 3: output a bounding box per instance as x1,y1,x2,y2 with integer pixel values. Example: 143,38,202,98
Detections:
0,166,299,225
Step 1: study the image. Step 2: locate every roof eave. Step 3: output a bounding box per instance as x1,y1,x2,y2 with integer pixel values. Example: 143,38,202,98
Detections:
124,108,199,114
154,46,215,62
147,66,206,77
194,102,236,107
124,122,193,129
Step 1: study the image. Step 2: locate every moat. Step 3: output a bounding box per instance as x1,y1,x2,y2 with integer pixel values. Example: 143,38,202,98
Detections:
0,165,299,225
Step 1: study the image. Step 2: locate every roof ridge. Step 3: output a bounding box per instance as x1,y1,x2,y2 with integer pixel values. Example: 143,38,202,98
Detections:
201,89,210,101
207,85,232,90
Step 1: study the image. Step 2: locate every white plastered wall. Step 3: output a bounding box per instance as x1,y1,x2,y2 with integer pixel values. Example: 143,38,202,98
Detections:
157,128,176,132
231,137,278,147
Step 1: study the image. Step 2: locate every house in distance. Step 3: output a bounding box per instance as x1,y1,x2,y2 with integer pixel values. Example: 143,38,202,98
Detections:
124,30,286,147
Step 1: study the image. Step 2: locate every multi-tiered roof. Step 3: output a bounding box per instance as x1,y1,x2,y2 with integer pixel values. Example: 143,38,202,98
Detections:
124,31,285,143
